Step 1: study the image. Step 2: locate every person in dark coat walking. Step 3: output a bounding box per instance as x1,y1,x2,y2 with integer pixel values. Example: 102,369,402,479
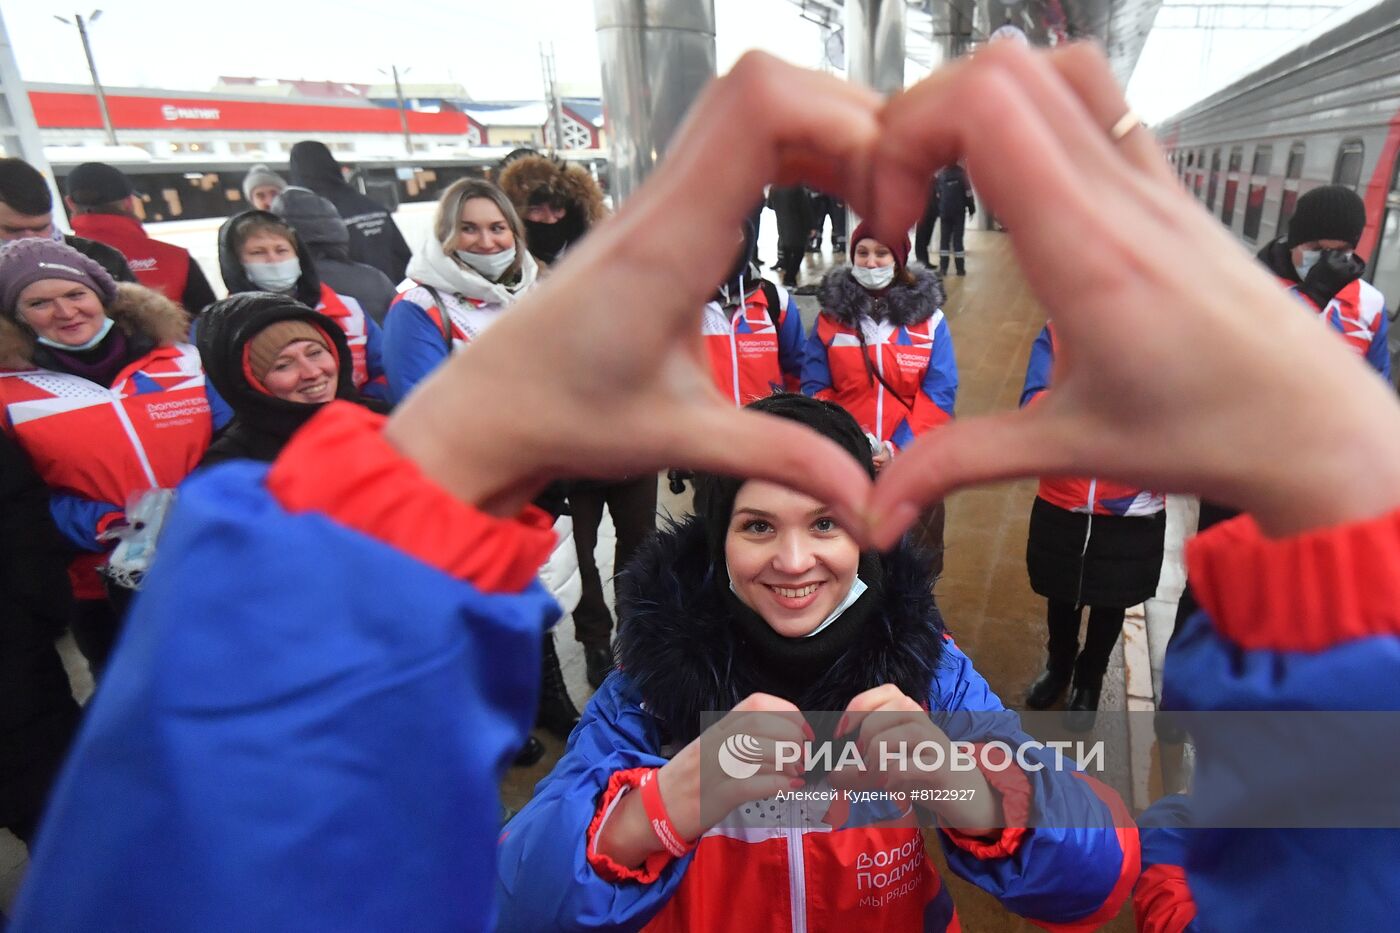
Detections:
288,141,413,284
935,163,976,275
196,293,387,468
806,189,847,253
0,158,135,285
271,187,398,326
766,184,814,287
0,431,80,847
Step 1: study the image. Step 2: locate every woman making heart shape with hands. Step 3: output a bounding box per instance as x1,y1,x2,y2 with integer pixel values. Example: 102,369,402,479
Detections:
13,41,1400,933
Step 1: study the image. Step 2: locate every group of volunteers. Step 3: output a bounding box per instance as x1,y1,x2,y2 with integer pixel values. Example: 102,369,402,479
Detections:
1,38,1397,930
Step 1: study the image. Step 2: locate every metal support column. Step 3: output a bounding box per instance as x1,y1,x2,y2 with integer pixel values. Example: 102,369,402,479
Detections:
593,0,717,206
0,7,65,224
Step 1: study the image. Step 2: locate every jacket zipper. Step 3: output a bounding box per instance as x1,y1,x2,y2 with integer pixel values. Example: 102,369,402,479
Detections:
873,321,885,442
110,387,158,489
729,306,744,406
1075,478,1098,607
786,821,807,933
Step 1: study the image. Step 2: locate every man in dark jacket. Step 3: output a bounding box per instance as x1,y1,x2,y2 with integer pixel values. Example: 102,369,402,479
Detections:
271,187,398,325
0,432,81,847
935,163,976,275
766,184,814,288
63,162,217,314
288,141,412,284
0,157,134,284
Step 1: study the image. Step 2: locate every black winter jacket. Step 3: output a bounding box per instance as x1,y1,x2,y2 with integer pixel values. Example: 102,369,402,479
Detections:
272,187,398,324
196,294,386,467
767,185,816,251
288,142,412,283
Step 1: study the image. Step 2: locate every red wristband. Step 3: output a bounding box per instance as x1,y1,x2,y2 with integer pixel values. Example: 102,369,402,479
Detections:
639,768,695,858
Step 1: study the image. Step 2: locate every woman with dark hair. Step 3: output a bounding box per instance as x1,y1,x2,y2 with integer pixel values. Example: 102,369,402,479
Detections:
803,221,957,577
495,394,1135,932
196,293,388,467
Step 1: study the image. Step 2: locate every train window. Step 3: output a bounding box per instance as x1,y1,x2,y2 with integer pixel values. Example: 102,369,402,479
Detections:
1206,148,1222,209
1243,145,1273,242
1333,139,1365,190
1278,142,1306,240
1194,149,1205,198
1222,146,1244,226
1372,156,1400,379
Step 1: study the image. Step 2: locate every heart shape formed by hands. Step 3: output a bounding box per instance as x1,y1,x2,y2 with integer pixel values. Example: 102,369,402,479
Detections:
387,41,1400,546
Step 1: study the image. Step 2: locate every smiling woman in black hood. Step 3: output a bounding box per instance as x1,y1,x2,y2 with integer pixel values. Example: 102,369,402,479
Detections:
196,292,386,467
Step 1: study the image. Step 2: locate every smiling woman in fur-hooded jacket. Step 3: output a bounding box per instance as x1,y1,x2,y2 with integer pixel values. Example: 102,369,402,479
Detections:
495,394,1136,933
382,178,540,404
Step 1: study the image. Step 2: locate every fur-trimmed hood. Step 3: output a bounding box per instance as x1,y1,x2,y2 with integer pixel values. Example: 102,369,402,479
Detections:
615,516,946,745
497,153,607,227
0,281,188,370
817,264,946,329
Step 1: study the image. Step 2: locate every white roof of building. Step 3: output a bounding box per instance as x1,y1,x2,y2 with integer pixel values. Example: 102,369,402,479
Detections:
459,103,549,127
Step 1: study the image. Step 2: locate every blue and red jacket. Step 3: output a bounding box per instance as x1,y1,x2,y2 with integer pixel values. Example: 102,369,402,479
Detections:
0,290,231,598
7,404,560,931
701,279,805,405
803,268,957,451
496,645,1137,931
1281,275,1390,379
1133,508,1400,930
315,284,387,399
1022,323,1164,517
382,283,517,403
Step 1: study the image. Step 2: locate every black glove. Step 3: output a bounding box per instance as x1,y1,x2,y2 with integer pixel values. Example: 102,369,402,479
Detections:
1300,249,1365,309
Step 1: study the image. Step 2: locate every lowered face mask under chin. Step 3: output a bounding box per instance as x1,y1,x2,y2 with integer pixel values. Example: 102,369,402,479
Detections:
728,564,869,638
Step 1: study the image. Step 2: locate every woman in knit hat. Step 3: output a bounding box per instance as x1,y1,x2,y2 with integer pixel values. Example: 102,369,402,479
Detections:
0,238,229,673
196,293,387,467
497,393,1134,932
242,164,288,213
802,220,957,578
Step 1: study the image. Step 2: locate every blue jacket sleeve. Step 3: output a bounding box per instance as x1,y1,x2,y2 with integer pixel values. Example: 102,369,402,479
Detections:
10,458,560,933
205,380,233,431
891,313,958,449
800,319,835,398
496,674,692,931
48,491,121,551
777,291,806,391
1020,324,1054,407
929,640,1136,929
383,295,450,404
1367,303,1390,380
359,313,390,402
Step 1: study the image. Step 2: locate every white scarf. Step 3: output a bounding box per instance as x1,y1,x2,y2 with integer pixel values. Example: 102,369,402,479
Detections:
405,228,539,306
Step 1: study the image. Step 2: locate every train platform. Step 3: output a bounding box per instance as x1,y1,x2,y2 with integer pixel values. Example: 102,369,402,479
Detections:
0,228,1189,930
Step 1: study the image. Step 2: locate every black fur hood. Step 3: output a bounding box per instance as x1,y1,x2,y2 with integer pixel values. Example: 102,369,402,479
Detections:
615,516,946,745
817,264,946,329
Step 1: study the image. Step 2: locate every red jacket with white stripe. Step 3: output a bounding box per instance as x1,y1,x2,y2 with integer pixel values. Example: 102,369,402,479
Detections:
0,284,224,597
701,278,805,406
70,212,215,313
802,267,957,451
1021,323,1164,517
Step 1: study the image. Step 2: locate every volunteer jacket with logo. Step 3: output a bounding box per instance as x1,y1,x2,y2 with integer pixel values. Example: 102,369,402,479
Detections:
6,404,561,931
1287,276,1390,378
0,283,229,599
702,278,805,406
496,518,1137,931
1021,323,1163,517
1132,507,1400,930
70,212,216,314
382,284,511,403
803,266,957,451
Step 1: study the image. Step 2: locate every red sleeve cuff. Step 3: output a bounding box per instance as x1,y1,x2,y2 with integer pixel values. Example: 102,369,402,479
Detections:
586,768,674,884
96,510,126,536
1134,864,1198,933
941,744,1033,859
266,402,556,593
1186,506,1400,652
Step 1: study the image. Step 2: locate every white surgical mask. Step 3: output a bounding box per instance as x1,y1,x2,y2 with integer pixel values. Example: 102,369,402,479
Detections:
244,257,301,292
37,315,114,351
1295,249,1323,280
457,246,516,281
851,264,895,290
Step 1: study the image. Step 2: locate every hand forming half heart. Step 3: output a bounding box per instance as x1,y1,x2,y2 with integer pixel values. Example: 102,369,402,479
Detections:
385,42,1400,544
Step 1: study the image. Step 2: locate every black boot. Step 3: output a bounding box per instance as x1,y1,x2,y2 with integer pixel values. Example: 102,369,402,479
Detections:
954,261,966,276
536,634,580,741
1064,653,1105,732
584,641,614,690
1026,600,1080,710
512,735,545,767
